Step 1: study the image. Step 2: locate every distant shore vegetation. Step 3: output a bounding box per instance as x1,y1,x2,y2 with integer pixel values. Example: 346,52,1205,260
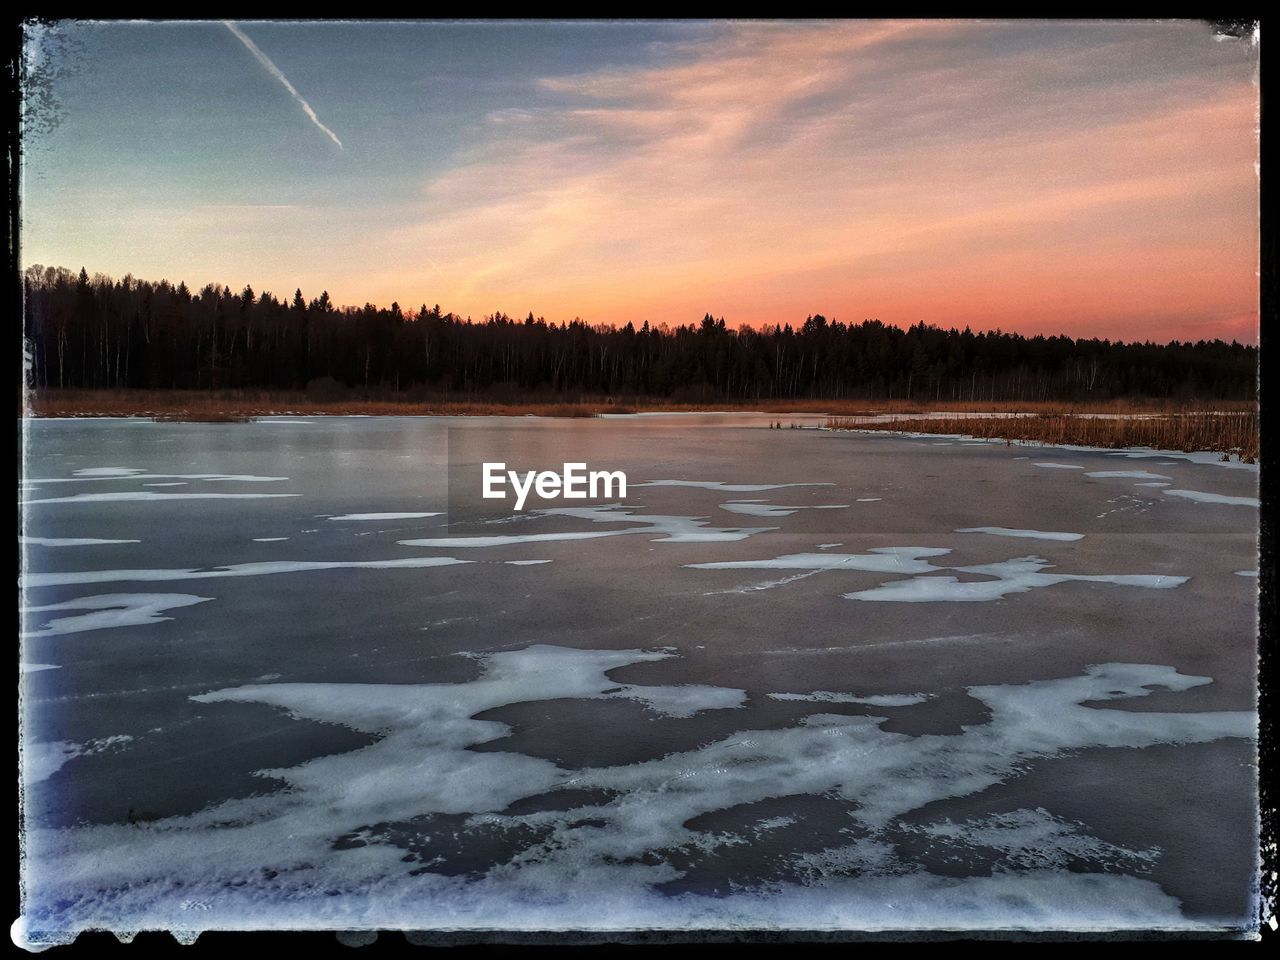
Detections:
24,266,1256,405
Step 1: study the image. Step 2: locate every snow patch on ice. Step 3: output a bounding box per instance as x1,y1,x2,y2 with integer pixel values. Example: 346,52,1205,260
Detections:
1161,489,1259,507
19,663,59,673
688,547,951,575
1033,463,1082,470
24,492,299,505
719,502,849,518
846,557,1186,603
16,653,1252,938
19,536,140,547
769,691,930,707
22,594,214,637
1085,471,1171,480
22,558,471,589
955,527,1083,542
913,808,1159,871
329,513,443,521
634,480,834,492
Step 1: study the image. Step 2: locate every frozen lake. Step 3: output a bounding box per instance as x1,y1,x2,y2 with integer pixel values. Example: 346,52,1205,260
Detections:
16,414,1261,943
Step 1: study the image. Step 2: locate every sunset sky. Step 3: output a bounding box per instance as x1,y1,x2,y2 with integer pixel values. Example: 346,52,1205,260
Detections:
21,20,1259,343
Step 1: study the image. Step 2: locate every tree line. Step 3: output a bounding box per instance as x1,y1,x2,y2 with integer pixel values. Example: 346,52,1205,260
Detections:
22,265,1257,402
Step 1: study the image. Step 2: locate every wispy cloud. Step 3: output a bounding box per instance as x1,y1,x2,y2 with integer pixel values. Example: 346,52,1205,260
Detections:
223,21,343,150
364,20,1256,339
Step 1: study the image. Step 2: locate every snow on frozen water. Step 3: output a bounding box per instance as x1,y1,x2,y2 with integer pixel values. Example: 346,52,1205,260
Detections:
634,480,834,492
718,502,849,518
401,505,774,548
1235,570,1258,577
1102,449,1258,471
23,492,300,505
505,559,552,565
252,538,289,542
142,482,188,487
846,557,1187,603
1133,482,1170,488
769,691,930,707
328,513,444,521
691,549,1186,604
19,536,140,547
22,593,214,637
856,498,882,502
912,808,1158,871
72,468,143,477
1085,471,1172,481
32,471,289,484
15,650,1252,940
1161,489,1259,507
955,527,1083,542
19,663,59,673
22,558,471,589
1034,463,1082,470
688,547,952,575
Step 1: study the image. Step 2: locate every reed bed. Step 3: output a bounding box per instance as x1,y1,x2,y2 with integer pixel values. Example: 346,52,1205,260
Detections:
826,412,1260,462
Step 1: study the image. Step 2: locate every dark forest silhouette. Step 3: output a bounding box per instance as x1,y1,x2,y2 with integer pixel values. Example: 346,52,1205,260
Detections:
23,266,1257,402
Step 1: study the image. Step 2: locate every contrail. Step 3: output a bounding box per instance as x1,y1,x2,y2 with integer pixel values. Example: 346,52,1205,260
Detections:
223,21,343,150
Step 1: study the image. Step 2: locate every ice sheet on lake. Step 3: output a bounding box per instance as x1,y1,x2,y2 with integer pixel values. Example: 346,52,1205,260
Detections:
19,537,140,547
16,651,1253,940
1161,489,1259,507
328,513,443,521
24,492,300,505
22,558,471,589
22,593,214,637
955,527,1083,542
